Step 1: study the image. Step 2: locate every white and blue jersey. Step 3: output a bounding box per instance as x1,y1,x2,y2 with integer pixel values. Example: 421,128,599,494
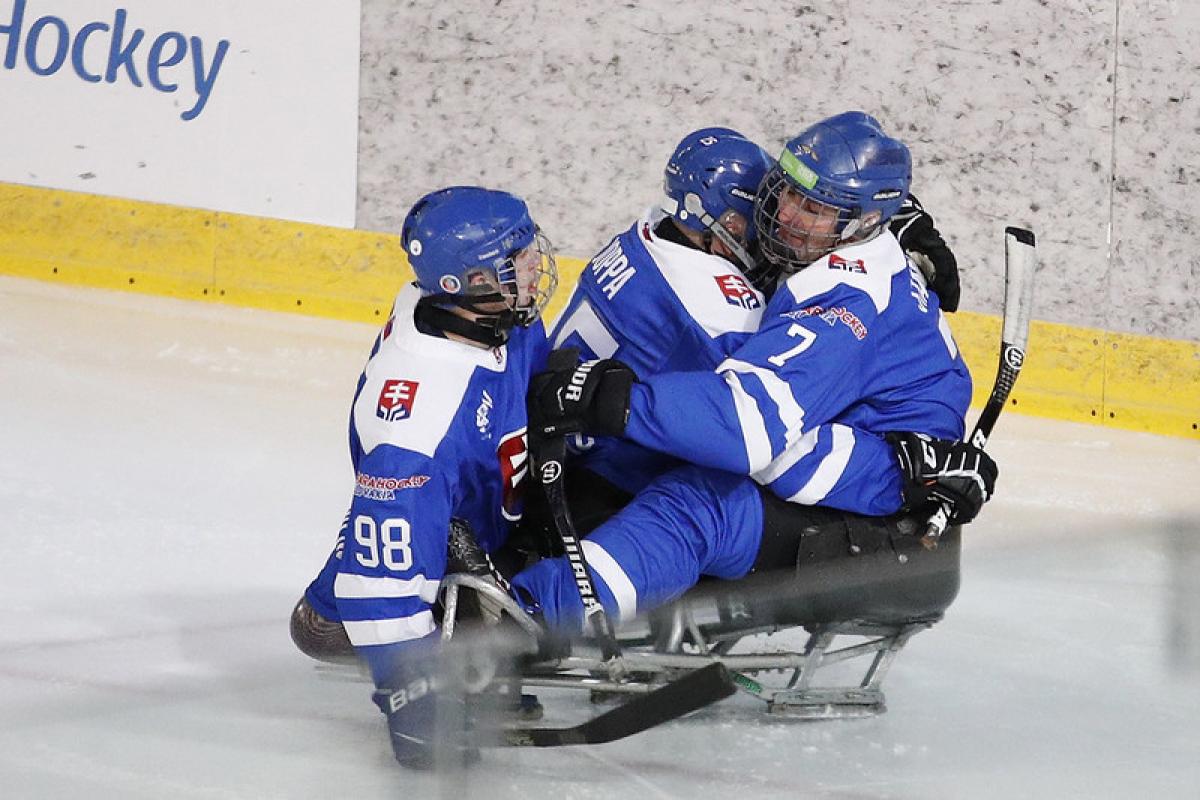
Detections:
624,230,972,515
304,284,548,683
549,208,765,492
513,231,973,629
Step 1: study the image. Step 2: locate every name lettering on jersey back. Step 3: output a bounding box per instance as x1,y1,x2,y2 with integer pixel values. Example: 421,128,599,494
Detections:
784,305,868,340
377,379,419,421
589,239,636,300
715,274,761,310
354,472,432,502
906,258,930,313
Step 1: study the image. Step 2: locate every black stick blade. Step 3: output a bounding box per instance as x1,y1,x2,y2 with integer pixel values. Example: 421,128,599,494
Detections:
504,663,736,747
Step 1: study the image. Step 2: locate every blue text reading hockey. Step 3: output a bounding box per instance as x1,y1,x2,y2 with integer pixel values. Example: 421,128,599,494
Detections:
2,0,230,121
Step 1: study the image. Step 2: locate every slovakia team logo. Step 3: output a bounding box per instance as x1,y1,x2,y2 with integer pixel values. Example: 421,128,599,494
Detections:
715,274,760,310
828,254,867,274
377,379,419,422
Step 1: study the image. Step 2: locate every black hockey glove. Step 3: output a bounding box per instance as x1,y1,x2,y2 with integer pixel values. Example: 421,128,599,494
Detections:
372,652,478,770
887,432,998,525
889,193,961,312
528,348,636,439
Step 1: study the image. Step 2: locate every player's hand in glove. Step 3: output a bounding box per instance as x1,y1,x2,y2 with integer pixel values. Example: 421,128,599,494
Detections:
372,650,478,770
889,193,961,312
528,347,636,439
887,432,998,525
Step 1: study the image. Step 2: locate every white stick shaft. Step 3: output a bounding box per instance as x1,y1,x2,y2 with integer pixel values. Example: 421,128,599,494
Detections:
922,226,1037,547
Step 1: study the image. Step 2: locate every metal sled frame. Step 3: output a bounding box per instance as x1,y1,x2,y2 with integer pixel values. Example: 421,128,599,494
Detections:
438,574,942,720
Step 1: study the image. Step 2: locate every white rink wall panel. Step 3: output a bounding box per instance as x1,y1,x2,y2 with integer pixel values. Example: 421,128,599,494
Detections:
0,0,360,226
1110,1,1200,339
357,0,1199,341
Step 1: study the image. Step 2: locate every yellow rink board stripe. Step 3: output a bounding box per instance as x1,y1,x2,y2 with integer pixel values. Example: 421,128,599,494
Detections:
2,182,1197,440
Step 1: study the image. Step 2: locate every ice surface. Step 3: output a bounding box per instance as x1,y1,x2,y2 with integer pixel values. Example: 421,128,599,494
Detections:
2,276,1198,799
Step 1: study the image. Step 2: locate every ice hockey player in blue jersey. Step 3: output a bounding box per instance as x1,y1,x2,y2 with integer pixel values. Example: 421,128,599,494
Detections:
542,126,966,517
517,112,998,629
546,127,773,498
289,186,557,768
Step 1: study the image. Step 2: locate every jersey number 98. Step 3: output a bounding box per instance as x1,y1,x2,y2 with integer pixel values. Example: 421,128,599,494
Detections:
353,515,413,571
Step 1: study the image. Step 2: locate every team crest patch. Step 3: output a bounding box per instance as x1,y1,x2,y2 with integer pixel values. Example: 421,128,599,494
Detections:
377,379,419,421
828,254,867,274
714,274,760,310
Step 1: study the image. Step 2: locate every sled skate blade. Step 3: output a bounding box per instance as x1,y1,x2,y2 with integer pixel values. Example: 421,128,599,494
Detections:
766,686,886,719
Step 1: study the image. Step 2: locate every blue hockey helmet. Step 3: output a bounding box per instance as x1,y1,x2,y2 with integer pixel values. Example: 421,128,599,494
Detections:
401,186,557,330
754,111,912,273
662,127,773,272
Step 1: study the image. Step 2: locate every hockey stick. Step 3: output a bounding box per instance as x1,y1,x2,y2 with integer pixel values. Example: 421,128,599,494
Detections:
512,351,737,743
535,432,623,661
922,226,1037,548
532,347,625,661
512,436,736,747
501,662,736,747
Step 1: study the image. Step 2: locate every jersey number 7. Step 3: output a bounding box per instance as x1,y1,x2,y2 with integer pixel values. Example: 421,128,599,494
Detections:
766,324,818,368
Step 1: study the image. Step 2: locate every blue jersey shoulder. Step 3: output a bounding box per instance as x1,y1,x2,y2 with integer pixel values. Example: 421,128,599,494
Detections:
550,209,762,375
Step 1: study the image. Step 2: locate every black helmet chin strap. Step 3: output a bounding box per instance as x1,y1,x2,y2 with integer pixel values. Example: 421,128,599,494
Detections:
414,294,514,348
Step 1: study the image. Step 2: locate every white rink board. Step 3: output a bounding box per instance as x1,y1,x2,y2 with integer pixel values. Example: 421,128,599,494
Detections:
0,0,360,226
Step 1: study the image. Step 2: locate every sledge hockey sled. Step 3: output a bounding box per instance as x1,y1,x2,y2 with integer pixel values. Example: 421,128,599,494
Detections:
440,516,961,726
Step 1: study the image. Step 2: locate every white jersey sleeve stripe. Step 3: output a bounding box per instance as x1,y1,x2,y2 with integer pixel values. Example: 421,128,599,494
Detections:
752,425,821,485
720,370,774,473
718,357,807,446
937,310,959,359
342,610,436,647
718,358,806,440
551,296,620,357
581,540,638,621
334,573,440,603
788,425,856,505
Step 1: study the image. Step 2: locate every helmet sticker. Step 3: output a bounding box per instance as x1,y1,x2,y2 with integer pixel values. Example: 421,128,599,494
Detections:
439,274,462,293
409,239,423,256
779,149,819,190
